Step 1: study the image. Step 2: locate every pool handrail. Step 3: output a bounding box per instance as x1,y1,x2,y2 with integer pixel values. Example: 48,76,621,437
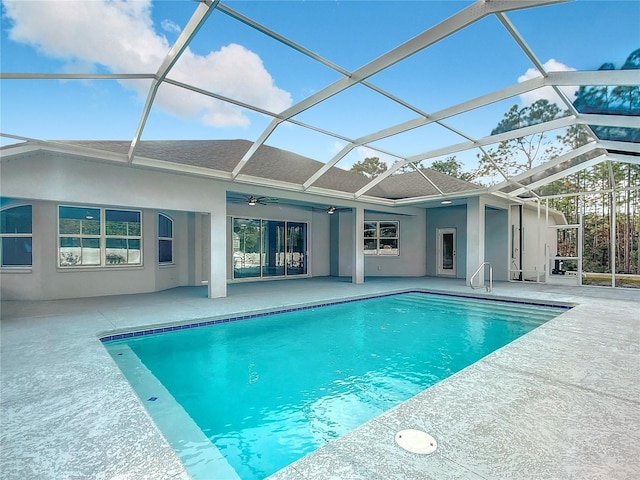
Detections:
470,262,493,292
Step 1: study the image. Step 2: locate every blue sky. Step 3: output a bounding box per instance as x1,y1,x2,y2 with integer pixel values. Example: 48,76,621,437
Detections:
1,0,638,171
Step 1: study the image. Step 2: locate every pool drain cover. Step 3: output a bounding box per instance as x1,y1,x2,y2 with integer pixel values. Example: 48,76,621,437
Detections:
395,429,437,454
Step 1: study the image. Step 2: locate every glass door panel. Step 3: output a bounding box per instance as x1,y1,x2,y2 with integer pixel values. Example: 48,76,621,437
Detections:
442,233,454,269
233,218,261,279
286,222,307,276
262,220,285,277
437,228,456,276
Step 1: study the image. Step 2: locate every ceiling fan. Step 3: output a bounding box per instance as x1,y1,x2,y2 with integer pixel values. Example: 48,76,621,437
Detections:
312,205,349,215
236,195,279,206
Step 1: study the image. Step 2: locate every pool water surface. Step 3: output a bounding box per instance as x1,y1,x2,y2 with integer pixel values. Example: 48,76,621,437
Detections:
104,292,566,479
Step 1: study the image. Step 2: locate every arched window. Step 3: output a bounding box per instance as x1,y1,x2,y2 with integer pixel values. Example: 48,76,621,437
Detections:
1,204,33,267
158,214,173,264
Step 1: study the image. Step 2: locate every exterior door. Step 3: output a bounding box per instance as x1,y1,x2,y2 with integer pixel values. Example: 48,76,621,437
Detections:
437,228,456,276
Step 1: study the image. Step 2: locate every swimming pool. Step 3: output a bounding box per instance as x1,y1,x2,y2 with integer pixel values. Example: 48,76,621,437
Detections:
103,291,567,480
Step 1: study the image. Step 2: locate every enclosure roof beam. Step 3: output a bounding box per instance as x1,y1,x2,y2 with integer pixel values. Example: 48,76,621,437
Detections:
508,154,607,197
128,0,219,163
490,141,599,193
355,115,576,198
231,0,563,180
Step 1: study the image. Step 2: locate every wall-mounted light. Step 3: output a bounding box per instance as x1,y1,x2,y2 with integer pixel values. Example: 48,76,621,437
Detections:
327,206,337,215
440,200,452,205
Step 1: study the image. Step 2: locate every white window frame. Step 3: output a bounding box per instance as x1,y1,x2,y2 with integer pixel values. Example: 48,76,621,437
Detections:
58,205,142,268
364,221,399,256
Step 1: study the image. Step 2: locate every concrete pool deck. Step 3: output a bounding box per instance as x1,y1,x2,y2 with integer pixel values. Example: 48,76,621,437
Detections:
1,277,639,479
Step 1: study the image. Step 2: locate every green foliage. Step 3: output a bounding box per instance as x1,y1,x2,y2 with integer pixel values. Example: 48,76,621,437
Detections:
430,157,461,177
234,221,261,253
429,156,477,182
350,156,388,178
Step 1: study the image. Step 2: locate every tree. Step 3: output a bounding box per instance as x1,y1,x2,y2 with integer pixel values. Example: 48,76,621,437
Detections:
429,156,476,182
350,156,387,178
430,156,463,177
476,99,561,183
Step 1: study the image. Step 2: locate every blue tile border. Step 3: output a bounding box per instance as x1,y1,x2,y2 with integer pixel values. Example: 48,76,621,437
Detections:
99,290,572,343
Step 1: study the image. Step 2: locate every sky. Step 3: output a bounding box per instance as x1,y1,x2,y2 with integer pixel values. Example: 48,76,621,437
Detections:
1,0,638,172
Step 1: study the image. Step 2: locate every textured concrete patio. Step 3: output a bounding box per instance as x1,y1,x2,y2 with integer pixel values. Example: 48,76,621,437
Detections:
1,277,639,479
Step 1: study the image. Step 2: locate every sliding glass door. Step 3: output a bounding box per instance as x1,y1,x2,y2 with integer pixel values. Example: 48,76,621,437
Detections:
233,219,261,278
262,220,285,277
232,218,307,279
286,222,307,276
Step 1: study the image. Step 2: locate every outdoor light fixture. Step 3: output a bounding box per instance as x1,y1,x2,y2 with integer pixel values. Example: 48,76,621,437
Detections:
441,200,452,205
247,196,257,206
327,206,337,215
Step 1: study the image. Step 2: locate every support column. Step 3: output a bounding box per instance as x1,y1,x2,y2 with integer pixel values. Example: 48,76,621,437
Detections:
466,197,485,286
352,206,365,284
208,190,227,299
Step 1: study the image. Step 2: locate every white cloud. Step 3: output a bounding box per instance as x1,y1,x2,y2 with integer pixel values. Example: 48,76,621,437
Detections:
518,59,577,107
330,142,398,171
356,146,385,163
3,0,292,127
161,19,181,34
330,141,346,155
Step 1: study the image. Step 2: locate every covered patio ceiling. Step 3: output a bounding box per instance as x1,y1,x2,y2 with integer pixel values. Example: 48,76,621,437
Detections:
1,0,638,206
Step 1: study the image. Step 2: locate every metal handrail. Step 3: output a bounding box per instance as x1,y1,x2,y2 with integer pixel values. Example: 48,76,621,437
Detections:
470,262,493,292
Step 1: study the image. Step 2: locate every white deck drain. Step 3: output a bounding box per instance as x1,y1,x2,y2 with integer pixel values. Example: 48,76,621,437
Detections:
395,429,437,454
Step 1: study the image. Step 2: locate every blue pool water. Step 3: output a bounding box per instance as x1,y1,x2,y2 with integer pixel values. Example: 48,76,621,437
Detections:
104,292,566,480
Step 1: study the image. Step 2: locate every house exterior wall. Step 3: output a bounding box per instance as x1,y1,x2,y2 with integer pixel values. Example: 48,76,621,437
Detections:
364,210,426,277
1,149,559,300
0,200,196,300
0,153,222,300
0,150,346,300
337,209,427,277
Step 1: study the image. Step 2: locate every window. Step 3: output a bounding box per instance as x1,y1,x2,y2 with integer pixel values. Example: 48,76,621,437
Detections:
58,206,141,267
1,205,33,267
158,214,173,264
364,221,399,256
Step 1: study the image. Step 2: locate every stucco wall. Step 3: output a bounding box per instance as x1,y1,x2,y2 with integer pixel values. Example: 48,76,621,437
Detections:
365,210,426,277
336,209,427,277
1,154,223,300
0,200,198,301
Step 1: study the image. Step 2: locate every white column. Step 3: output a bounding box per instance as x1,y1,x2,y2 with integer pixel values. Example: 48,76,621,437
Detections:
208,190,227,299
466,196,485,286
352,206,365,284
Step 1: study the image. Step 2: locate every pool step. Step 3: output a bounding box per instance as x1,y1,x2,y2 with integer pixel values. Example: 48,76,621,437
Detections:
386,294,561,324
